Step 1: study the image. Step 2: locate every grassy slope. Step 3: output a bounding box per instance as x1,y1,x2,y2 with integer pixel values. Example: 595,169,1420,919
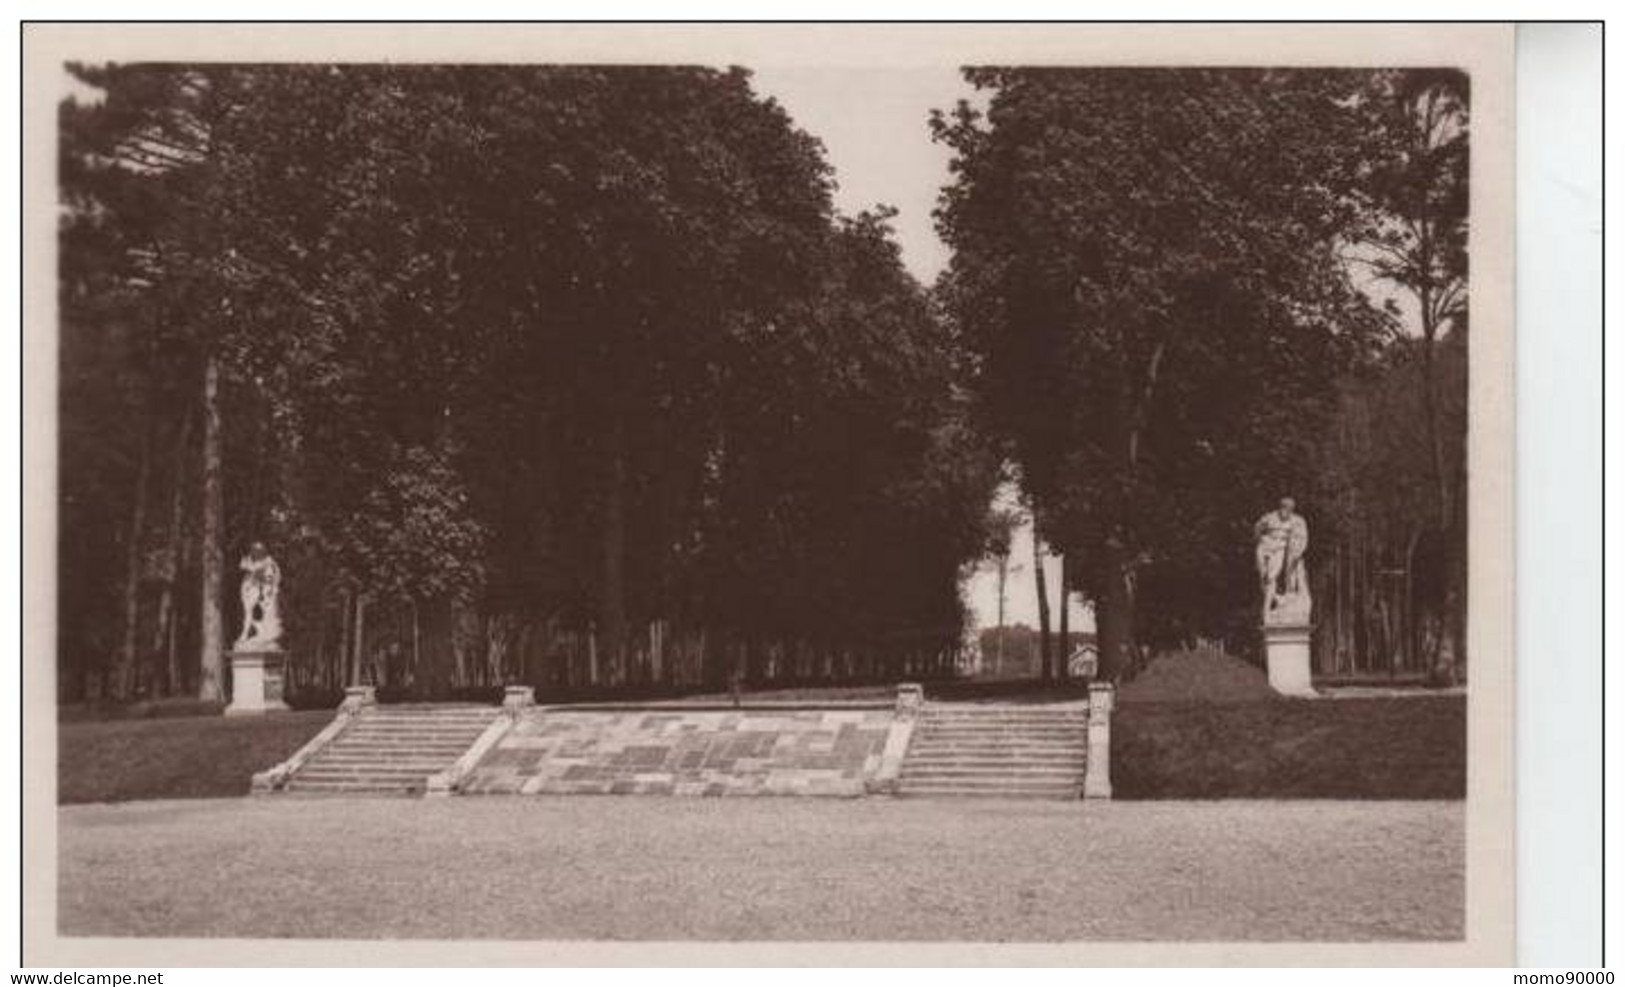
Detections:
58,711,332,804
1112,696,1466,799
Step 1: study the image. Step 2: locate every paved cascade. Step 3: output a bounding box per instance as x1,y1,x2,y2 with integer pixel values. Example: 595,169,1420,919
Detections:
460,707,895,797
897,704,1089,800
284,704,500,795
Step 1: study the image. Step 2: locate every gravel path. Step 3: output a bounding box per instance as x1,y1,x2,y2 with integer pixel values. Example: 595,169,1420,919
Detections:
59,797,1462,942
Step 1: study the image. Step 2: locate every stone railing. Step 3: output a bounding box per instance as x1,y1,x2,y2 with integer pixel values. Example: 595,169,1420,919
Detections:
425,685,535,797
250,685,375,794
1083,682,1115,799
866,682,923,795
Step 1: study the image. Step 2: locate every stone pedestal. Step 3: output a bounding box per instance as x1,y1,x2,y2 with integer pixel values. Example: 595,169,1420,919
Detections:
225,649,290,715
1083,683,1115,799
1262,622,1316,697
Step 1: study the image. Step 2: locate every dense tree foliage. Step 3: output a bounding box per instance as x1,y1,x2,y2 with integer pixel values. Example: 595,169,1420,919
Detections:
933,68,1463,680
58,63,1467,701
59,64,996,702
1339,69,1470,680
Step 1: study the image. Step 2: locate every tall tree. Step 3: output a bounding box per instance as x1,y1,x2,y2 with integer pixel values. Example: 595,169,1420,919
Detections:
1349,69,1469,681
934,68,1384,679
62,63,996,701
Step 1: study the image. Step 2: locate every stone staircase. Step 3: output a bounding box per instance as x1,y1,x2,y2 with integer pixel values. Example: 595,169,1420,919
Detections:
283,704,500,795
897,705,1089,799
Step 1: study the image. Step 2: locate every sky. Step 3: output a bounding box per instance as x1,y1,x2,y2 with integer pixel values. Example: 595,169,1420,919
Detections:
748,66,966,285
746,67,1089,641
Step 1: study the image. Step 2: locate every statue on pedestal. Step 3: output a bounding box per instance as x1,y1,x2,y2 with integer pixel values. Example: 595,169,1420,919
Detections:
1255,496,1310,625
234,540,283,653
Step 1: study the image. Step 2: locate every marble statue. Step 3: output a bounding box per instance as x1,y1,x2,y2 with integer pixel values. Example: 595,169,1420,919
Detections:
234,541,283,652
1254,497,1310,624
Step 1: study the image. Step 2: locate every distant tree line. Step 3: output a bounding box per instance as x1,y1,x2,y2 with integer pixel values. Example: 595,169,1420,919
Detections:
976,625,1095,681
58,64,996,703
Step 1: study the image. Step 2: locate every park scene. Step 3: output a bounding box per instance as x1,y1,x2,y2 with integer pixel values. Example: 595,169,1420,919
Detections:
54,60,1467,943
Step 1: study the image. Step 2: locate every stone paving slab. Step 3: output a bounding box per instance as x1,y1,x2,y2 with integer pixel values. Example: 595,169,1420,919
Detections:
461,707,895,796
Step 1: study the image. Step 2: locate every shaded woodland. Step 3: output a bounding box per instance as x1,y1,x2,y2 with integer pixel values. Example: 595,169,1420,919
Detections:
57,65,1467,704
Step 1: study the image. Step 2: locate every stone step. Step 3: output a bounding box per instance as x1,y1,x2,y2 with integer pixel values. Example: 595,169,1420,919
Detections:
355,720,495,728
272,705,502,795
317,744,468,755
366,707,496,713
923,725,1085,734
344,721,490,728
299,757,448,769
313,747,471,757
913,744,1082,753
903,764,1079,780
910,757,1085,764
899,777,1080,791
912,740,1084,748
911,736,1084,745
896,787,1079,800
341,734,487,741
366,716,490,720
906,760,1084,770
354,720,495,728
914,729,1085,738
295,763,442,776
292,773,436,787
320,747,471,757
339,737,487,745
910,757,1085,773
306,755,459,769
920,721,1085,729
899,780,1080,791
341,728,487,738
923,721,1085,728
915,742,1082,750
923,710,1087,716
922,711,1087,719
357,709,497,717
309,754,461,766
283,782,427,794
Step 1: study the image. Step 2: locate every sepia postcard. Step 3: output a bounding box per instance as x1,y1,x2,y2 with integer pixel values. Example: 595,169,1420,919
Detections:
21,21,1516,967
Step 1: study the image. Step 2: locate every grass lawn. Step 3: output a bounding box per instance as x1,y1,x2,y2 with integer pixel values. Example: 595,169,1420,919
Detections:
57,711,332,804
59,796,1463,941
1112,696,1466,799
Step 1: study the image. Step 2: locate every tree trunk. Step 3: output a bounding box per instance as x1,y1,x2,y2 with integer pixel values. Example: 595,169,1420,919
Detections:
1031,513,1051,681
411,600,421,688
588,621,600,687
114,418,154,701
1097,536,1135,682
197,356,225,703
1096,339,1158,683
994,557,1008,677
350,595,367,686
1416,292,1464,684
1057,553,1070,681
1403,527,1423,673
157,409,193,696
600,416,628,687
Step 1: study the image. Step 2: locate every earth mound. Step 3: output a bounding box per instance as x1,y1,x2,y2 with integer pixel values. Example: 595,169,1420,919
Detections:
1117,646,1278,704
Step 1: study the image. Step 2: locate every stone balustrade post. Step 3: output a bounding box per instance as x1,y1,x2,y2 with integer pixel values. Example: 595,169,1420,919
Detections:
503,685,536,718
895,682,924,719
1084,682,1115,799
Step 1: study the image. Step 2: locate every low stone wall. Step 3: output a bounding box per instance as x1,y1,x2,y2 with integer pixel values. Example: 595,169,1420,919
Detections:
459,704,898,797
